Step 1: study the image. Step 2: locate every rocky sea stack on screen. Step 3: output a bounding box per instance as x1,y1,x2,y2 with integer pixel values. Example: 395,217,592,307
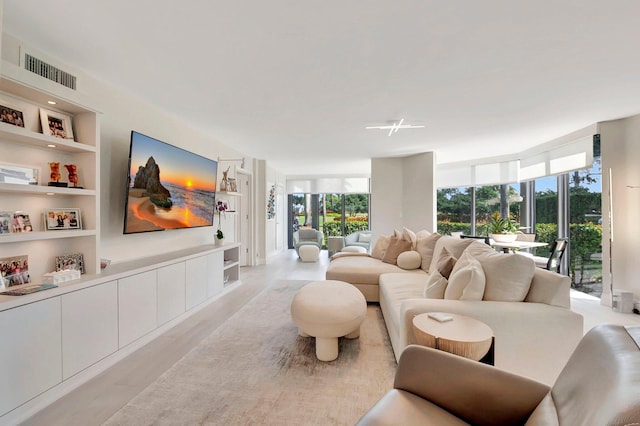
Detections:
133,156,172,208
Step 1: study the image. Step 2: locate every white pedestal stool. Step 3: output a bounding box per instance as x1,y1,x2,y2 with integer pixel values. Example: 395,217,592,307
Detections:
290,280,367,361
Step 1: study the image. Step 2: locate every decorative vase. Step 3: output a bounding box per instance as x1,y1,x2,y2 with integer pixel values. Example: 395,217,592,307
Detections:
216,237,224,246
490,233,518,243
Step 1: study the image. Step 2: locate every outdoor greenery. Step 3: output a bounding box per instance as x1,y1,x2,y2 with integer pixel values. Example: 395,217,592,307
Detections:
437,169,603,295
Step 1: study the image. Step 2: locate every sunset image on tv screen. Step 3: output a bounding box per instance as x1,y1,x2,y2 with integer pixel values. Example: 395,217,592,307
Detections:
123,131,218,234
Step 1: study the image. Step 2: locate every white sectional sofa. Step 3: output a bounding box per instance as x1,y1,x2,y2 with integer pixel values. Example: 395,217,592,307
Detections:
326,232,584,385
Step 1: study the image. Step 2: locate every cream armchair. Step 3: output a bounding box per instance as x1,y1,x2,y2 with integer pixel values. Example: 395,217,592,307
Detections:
344,231,372,252
357,324,640,425
293,228,323,256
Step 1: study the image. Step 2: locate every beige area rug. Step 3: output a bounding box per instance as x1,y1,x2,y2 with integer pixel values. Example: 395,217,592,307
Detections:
104,280,397,425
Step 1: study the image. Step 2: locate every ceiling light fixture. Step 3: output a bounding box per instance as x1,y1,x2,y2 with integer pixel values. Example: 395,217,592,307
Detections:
366,118,425,136
47,100,57,105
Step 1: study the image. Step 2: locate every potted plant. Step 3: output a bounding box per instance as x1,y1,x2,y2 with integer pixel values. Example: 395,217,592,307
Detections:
216,228,224,246
486,211,519,242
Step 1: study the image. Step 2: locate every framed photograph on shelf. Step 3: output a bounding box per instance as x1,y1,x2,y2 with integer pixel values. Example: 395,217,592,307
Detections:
0,255,30,288
13,211,33,232
55,253,85,274
0,211,12,234
0,103,25,128
0,162,39,185
39,107,74,140
44,208,81,230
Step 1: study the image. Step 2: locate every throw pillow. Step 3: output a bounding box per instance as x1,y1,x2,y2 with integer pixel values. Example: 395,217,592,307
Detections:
382,236,413,265
358,233,372,243
427,236,477,274
444,250,486,300
415,229,431,239
424,270,448,299
371,235,390,260
402,227,417,249
435,247,457,279
416,233,442,273
397,250,422,270
465,243,536,302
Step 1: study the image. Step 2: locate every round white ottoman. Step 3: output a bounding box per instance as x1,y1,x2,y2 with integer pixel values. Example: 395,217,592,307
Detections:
298,244,320,262
290,280,367,361
341,246,367,253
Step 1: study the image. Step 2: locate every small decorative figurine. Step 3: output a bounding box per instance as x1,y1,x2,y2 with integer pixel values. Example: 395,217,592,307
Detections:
65,164,80,188
48,162,67,187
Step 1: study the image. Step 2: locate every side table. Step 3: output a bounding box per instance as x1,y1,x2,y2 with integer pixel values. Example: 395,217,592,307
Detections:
412,312,494,364
327,236,345,257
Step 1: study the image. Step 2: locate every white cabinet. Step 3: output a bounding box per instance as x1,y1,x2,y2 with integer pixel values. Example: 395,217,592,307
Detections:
157,262,186,325
61,280,118,379
118,270,157,348
0,297,62,416
207,251,224,297
0,77,100,280
186,255,208,310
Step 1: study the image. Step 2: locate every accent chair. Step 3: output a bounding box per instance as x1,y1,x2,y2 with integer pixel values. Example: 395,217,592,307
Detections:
357,324,640,425
344,231,372,252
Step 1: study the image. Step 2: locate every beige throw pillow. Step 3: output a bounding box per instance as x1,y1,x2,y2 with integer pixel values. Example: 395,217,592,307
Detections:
397,250,422,270
424,270,448,298
427,236,476,275
416,233,442,273
435,247,457,279
371,235,390,260
402,227,417,249
382,236,413,265
465,242,536,302
444,250,486,300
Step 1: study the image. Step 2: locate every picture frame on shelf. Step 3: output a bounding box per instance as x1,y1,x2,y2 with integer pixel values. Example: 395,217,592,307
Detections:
0,162,39,185
0,102,25,128
13,211,33,232
0,211,12,234
44,208,81,231
55,253,85,274
39,107,74,140
0,254,31,288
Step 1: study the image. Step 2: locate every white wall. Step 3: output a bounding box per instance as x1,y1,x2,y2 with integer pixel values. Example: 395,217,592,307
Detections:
370,153,436,242
1,33,267,265
600,114,640,307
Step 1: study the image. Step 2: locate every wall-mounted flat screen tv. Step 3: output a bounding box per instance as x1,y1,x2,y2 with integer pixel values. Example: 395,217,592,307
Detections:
123,131,217,234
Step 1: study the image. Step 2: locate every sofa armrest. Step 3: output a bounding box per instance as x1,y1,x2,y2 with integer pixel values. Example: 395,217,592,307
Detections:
394,345,550,425
398,299,584,385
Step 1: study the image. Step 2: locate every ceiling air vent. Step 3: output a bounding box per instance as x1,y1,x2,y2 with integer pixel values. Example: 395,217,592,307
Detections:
23,53,77,90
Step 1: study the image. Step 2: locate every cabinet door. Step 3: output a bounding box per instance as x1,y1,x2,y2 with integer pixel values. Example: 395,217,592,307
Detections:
157,262,186,325
119,270,157,348
207,251,224,297
186,256,207,310
0,297,62,416
61,281,118,379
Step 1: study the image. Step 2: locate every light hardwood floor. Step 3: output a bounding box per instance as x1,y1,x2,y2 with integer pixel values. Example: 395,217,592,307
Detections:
23,250,640,425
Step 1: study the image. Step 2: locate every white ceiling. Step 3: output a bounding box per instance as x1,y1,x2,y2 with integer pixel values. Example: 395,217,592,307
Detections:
3,1,640,176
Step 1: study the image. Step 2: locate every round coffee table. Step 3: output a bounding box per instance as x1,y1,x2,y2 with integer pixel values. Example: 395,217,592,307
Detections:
412,313,493,362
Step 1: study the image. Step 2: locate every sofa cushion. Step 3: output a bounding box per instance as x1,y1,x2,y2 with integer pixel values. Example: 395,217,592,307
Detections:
417,233,442,273
397,251,422,270
402,227,417,249
465,242,535,302
383,236,413,265
427,236,476,275
435,247,458,279
326,254,426,285
424,271,448,298
359,233,372,243
371,235,390,260
525,267,571,308
444,250,485,300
